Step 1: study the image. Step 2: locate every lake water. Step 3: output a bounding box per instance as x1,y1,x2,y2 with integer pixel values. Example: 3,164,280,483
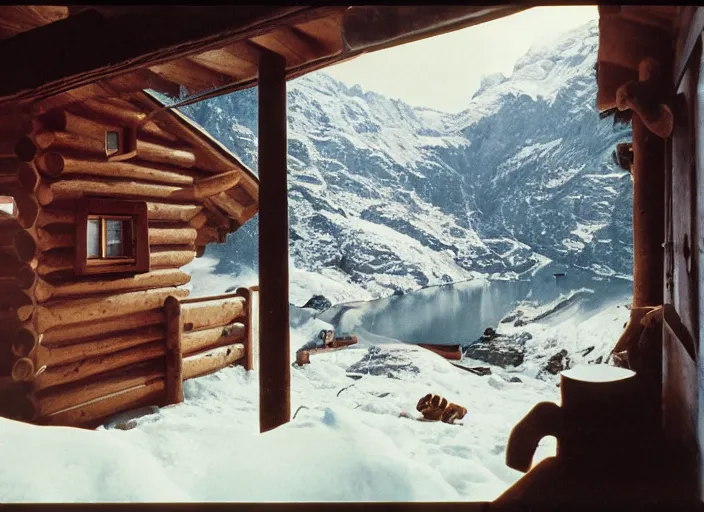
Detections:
317,263,632,346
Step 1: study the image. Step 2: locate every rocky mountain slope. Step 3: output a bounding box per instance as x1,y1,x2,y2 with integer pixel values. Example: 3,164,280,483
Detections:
180,20,632,299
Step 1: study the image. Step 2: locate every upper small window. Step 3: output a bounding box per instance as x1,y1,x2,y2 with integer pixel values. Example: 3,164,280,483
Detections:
105,131,120,155
0,196,17,216
76,199,149,276
104,128,136,161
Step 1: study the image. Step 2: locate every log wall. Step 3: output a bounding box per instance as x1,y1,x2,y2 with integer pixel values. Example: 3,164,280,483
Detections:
28,289,254,428
0,94,258,428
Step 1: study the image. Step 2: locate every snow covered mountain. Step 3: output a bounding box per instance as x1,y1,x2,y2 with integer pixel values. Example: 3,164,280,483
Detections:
181,20,632,300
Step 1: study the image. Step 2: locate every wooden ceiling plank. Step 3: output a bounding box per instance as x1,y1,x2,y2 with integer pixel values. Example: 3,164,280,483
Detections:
133,69,182,98
293,14,345,51
250,26,328,66
220,40,263,66
32,81,123,116
0,6,69,39
187,49,254,80
150,58,230,95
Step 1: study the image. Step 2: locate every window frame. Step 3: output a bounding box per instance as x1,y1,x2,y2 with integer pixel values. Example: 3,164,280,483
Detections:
105,126,138,162
76,198,150,276
86,214,134,263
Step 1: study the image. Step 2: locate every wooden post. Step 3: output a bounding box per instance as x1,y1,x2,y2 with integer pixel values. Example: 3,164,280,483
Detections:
164,295,184,405
258,48,290,433
632,100,665,308
236,287,254,371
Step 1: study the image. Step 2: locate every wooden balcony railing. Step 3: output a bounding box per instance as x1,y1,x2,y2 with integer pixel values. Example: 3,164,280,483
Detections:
164,287,254,405
25,286,256,428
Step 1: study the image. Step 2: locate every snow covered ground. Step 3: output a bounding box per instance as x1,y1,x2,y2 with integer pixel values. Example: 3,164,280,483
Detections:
0,267,632,503
184,254,374,304
0,315,561,503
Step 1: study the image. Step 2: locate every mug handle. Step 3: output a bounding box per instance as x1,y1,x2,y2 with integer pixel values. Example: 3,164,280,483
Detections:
506,401,563,473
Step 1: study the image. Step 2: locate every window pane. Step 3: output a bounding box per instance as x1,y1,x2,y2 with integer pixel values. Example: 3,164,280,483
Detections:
106,219,126,257
106,131,120,152
0,197,15,216
87,219,101,258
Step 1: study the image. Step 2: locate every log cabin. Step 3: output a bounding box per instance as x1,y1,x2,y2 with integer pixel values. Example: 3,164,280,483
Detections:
0,87,259,428
0,3,702,508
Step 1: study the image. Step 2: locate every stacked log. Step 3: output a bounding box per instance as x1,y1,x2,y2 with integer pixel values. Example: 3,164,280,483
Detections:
182,343,245,380
35,362,164,418
81,97,180,143
0,117,41,422
34,340,166,391
181,322,246,355
179,293,249,361
33,269,190,302
236,287,255,371
37,248,196,276
43,378,166,427
161,292,252,406
27,291,252,426
164,295,184,405
24,308,171,422
26,287,189,333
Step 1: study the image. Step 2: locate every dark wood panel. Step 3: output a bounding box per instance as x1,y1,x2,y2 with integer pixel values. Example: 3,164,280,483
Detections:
671,41,700,338
695,32,704,502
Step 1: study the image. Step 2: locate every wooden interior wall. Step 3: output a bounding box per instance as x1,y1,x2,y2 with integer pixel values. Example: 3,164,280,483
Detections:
0,95,255,427
667,22,703,499
695,33,704,502
670,40,700,350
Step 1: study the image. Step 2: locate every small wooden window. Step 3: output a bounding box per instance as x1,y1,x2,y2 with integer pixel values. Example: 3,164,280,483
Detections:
0,196,17,216
76,199,149,276
86,215,134,262
105,128,137,161
105,131,120,155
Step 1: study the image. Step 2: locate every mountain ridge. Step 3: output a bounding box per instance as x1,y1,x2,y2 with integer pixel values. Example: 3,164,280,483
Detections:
181,19,632,301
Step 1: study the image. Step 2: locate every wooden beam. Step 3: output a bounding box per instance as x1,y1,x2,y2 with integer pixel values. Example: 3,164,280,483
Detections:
258,48,290,433
0,5,333,105
121,68,182,99
236,287,254,372
182,342,245,380
149,58,230,94
341,5,527,52
293,12,345,51
164,295,184,405
187,49,255,80
0,6,69,40
221,40,263,66
632,106,665,305
250,26,330,66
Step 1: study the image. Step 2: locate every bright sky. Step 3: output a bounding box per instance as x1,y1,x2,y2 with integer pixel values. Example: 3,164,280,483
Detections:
324,6,598,113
